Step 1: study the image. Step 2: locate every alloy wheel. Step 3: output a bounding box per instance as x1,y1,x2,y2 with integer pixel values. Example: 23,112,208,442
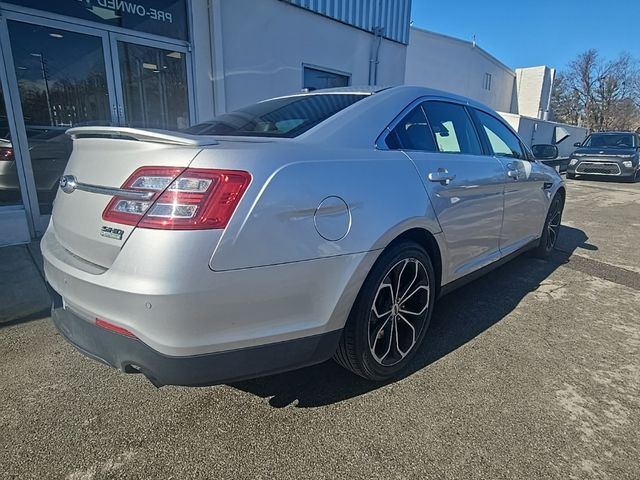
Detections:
368,258,430,366
546,199,562,250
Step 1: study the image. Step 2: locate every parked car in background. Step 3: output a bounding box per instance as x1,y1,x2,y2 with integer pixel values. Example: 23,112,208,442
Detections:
567,131,640,182
0,126,72,211
43,86,565,387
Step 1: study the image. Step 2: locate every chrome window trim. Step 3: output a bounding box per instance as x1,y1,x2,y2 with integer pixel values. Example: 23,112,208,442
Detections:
375,96,486,157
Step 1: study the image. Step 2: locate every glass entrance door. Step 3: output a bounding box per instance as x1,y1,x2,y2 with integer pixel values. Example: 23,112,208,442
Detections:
111,34,191,130
1,12,192,236
5,19,116,219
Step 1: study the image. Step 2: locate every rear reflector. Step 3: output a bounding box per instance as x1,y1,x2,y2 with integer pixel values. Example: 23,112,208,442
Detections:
95,318,137,338
102,167,251,230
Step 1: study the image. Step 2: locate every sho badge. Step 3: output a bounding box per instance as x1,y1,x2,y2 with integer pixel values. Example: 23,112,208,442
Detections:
100,226,124,240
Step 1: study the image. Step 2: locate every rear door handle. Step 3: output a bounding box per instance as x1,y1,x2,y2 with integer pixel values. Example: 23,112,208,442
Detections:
427,169,456,186
506,163,519,180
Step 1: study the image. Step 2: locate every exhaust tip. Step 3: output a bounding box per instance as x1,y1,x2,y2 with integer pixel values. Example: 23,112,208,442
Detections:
124,363,164,388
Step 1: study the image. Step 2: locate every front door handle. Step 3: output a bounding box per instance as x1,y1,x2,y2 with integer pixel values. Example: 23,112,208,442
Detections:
506,163,519,180
427,169,456,186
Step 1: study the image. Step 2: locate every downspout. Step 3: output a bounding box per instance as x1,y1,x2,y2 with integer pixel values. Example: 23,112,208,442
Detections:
368,27,384,86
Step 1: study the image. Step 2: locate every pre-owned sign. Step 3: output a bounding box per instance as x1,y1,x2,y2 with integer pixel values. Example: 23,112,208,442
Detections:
3,0,188,40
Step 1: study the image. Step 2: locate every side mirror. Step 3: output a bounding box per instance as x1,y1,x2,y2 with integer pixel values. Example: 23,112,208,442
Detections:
573,142,582,147
531,144,559,160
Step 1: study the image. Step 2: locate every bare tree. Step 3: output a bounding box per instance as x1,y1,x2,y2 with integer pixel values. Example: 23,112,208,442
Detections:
552,50,640,132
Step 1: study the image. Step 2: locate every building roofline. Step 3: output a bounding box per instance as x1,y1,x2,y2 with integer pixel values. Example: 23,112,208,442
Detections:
409,26,516,77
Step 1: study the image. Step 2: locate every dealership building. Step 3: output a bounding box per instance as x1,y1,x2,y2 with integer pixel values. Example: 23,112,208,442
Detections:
0,0,411,246
0,0,582,247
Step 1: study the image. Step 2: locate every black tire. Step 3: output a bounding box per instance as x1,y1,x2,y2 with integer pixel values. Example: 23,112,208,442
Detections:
334,241,436,381
531,192,564,259
566,173,576,180
624,171,639,183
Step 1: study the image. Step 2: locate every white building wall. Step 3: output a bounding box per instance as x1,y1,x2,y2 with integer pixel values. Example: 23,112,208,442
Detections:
214,0,407,112
515,66,555,119
405,27,516,113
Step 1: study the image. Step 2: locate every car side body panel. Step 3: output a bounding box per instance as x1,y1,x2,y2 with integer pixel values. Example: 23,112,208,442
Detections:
403,150,506,283
193,145,442,271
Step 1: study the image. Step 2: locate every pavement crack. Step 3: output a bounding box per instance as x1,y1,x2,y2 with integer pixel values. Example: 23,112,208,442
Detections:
554,251,640,291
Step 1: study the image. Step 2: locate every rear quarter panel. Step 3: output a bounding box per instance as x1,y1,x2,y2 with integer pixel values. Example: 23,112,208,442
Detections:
188,145,442,271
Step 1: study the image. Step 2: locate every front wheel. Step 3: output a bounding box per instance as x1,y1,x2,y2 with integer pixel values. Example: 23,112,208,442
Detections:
531,192,564,259
334,242,435,381
624,171,639,183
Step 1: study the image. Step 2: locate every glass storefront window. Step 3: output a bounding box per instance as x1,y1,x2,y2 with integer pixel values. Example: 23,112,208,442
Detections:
0,76,23,207
7,20,112,214
117,42,190,130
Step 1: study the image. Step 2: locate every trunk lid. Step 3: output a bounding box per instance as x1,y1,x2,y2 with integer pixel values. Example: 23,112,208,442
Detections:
52,127,217,268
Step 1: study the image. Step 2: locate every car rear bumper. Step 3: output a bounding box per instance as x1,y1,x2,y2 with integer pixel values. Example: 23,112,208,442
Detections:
42,225,375,357
50,289,342,387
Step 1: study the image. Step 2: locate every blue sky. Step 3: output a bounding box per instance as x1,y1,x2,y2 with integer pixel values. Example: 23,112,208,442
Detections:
410,0,640,71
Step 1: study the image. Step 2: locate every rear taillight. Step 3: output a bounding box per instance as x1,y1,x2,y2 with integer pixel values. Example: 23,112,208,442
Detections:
0,147,13,161
102,167,251,230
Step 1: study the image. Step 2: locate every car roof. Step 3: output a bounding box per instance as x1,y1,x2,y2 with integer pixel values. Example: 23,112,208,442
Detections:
268,85,493,111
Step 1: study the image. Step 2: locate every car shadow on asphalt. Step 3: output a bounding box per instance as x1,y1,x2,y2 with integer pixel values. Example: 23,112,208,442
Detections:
229,226,592,408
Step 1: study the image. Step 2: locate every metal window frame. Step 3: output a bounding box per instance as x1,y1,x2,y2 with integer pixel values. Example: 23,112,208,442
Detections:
0,16,33,240
302,63,352,90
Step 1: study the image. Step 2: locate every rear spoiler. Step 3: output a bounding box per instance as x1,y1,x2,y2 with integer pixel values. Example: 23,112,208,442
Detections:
66,126,218,146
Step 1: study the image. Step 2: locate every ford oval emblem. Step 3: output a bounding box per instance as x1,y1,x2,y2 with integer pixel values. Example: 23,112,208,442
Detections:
59,175,77,194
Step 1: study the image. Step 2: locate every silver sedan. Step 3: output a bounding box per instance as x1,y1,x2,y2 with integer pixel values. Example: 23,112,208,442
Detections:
42,86,565,386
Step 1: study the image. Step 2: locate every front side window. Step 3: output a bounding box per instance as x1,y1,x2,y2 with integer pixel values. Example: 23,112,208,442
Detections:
422,101,483,155
385,105,437,151
475,110,524,159
184,94,366,138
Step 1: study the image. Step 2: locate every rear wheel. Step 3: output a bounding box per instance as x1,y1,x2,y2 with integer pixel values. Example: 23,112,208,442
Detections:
334,242,435,380
531,192,564,259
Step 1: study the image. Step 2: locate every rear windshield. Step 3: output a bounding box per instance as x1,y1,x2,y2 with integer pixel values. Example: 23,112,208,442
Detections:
582,133,636,148
184,94,367,138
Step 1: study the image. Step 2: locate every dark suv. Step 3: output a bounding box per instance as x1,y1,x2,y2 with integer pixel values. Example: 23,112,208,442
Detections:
567,131,639,182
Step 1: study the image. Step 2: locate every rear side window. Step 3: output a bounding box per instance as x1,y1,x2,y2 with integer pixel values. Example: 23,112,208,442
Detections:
475,110,525,159
386,105,437,151
421,101,483,155
184,94,367,138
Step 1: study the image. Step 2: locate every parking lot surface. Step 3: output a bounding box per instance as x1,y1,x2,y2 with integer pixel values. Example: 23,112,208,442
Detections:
1,178,639,480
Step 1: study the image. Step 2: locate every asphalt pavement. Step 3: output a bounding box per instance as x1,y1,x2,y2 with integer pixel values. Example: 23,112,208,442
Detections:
1,178,638,479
